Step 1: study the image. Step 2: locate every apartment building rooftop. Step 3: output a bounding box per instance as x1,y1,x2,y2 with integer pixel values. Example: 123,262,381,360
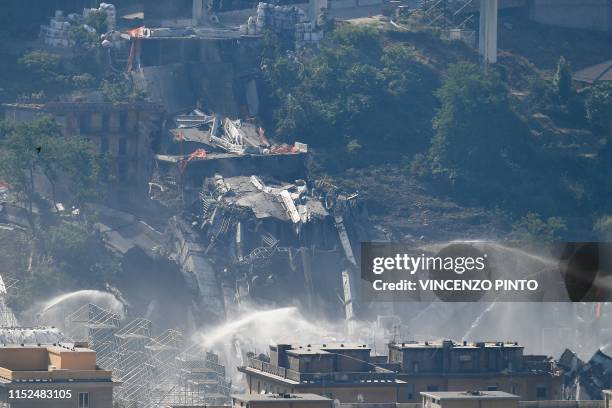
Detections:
0,342,117,383
284,344,371,355
420,391,520,401
389,340,522,349
233,393,333,402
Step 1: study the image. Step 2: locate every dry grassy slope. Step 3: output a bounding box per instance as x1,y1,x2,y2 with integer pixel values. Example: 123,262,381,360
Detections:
498,15,612,72
334,165,512,242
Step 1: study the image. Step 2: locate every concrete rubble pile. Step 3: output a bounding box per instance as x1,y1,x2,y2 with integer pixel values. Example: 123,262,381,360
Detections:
186,174,365,313
559,347,612,400
146,108,365,319
149,163,366,317
165,109,307,158
240,2,323,44
40,3,122,49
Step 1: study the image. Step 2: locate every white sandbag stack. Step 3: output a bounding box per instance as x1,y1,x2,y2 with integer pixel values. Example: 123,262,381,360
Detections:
99,3,117,30
241,2,322,45
40,10,75,48
40,4,121,49
83,3,116,31
100,30,122,49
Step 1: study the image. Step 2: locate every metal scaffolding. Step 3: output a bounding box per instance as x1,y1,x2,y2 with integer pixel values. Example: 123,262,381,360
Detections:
0,275,18,328
419,0,476,29
154,345,232,407
64,303,120,368
65,304,231,408
114,318,155,404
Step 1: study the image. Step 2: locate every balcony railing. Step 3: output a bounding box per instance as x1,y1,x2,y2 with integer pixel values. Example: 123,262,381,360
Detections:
246,358,398,384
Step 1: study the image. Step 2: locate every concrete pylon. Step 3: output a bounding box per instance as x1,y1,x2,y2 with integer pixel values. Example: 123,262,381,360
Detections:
193,0,205,25
479,0,498,65
309,0,328,25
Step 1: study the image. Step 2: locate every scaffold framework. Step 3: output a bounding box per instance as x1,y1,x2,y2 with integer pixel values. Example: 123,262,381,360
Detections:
0,275,18,327
419,0,476,29
65,303,231,408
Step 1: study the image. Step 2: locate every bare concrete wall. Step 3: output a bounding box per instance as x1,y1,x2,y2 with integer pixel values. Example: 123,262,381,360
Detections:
529,0,612,31
132,63,197,114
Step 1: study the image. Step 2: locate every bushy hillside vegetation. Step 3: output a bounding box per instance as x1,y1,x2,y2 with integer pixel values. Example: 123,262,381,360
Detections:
261,24,612,239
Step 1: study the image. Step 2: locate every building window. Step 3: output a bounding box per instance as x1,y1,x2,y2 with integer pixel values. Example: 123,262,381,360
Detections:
118,162,128,182
511,383,520,396
118,138,127,155
412,362,419,373
78,392,89,408
120,111,128,131
426,385,439,392
536,385,547,400
101,136,109,153
79,114,92,134
102,113,110,132
487,384,499,391
406,384,414,400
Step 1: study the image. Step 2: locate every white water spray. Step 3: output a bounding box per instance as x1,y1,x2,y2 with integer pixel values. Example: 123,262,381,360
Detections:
462,302,497,341
194,305,365,385
196,306,330,349
39,290,125,317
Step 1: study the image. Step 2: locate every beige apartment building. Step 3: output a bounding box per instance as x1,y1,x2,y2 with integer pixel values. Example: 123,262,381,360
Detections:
239,343,408,404
421,391,519,408
388,341,562,402
239,341,562,405
0,343,119,408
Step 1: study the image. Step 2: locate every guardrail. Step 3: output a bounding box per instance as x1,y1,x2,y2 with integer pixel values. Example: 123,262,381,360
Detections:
246,358,398,384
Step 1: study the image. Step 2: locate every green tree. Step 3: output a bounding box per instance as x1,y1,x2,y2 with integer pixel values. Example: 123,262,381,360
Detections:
512,212,567,244
84,9,108,34
427,62,528,183
593,215,612,239
19,51,66,85
585,82,612,134
100,74,146,102
262,25,435,160
39,220,119,285
6,219,120,312
7,261,71,312
0,117,109,228
0,117,61,227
